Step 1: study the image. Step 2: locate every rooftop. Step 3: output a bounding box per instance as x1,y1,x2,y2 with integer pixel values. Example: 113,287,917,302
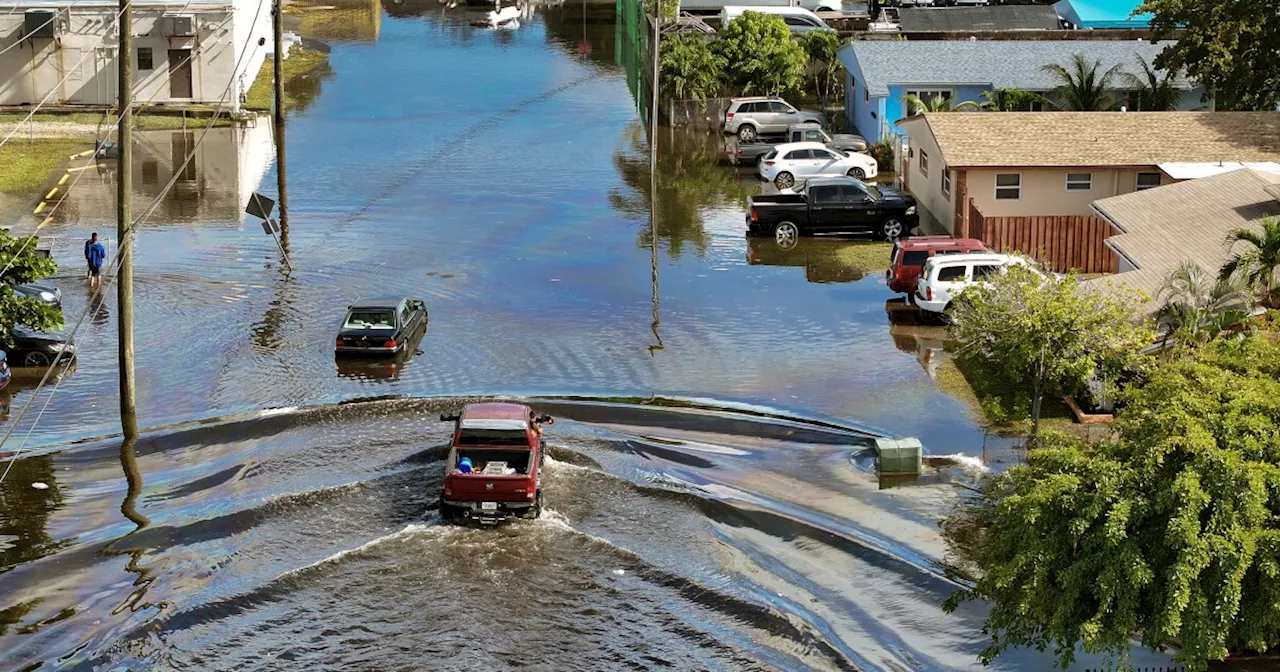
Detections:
1053,0,1151,28
898,112,1280,168
897,5,1062,32
1090,168,1280,308
839,39,1184,98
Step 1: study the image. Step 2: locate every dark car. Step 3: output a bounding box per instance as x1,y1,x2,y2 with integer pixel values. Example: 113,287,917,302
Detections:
10,326,76,368
14,282,62,311
335,297,428,356
747,177,919,247
335,313,428,380
0,351,10,390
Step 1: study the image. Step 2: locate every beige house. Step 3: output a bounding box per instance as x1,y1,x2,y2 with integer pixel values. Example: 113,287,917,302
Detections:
896,112,1280,237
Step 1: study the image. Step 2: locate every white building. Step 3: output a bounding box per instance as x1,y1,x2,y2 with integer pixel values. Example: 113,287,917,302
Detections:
0,0,271,111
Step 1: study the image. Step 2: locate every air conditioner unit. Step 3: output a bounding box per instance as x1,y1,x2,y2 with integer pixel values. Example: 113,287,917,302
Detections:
23,9,60,38
164,15,194,36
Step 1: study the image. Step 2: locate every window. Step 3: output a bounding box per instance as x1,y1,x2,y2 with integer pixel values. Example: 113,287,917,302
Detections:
972,264,1000,279
936,265,967,282
919,150,929,176
1136,172,1162,190
841,184,871,203
812,186,839,204
137,47,153,71
770,101,794,113
904,89,952,115
784,150,812,160
995,173,1021,200
400,303,411,325
344,310,395,330
1066,172,1092,191
864,85,869,104
942,166,951,197
803,129,823,142
812,149,837,161
902,251,929,266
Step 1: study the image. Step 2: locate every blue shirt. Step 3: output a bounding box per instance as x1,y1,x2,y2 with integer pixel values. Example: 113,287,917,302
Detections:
87,242,106,269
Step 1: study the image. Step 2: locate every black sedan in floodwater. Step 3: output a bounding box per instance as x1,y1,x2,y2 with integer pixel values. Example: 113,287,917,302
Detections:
335,297,428,356
9,326,76,368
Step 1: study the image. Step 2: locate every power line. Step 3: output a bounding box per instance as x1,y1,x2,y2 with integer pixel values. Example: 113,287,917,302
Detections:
0,0,270,481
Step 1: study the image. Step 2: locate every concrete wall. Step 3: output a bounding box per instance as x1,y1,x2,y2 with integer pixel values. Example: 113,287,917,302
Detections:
905,124,953,232
0,0,269,109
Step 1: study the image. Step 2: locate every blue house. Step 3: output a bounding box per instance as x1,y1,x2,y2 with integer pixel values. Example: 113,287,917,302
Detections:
838,40,1205,143
1054,0,1152,29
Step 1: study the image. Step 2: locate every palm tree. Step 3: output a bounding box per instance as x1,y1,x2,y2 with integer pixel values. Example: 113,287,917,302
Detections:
1156,262,1254,346
1122,57,1181,111
977,88,1045,112
1220,216,1280,308
901,93,980,116
1040,53,1126,111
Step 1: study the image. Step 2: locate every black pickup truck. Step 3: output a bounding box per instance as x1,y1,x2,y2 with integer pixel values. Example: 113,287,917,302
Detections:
746,177,918,247
728,125,868,166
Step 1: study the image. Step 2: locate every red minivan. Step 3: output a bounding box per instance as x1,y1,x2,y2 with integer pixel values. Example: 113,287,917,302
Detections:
886,237,988,294
438,402,552,524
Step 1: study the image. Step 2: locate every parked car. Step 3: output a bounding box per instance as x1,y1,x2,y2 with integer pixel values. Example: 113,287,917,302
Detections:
728,125,868,166
438,402,552,524
747,176,918,246
720,6,833,33
0,351,10,390
9,326,76,368
723,97,823,142
335,312,428,380
886,237,988,294
14,282,61,311
335,297,428,356
758,142,879,188
914,253,1038,318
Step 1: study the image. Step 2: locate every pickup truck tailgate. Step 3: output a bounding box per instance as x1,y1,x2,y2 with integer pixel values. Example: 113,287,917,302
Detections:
447,474,534,501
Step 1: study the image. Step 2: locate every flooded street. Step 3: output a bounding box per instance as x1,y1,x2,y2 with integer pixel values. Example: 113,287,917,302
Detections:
0,2,1172,670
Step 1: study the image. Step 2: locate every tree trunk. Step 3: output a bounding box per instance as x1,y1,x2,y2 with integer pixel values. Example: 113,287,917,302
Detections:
1030,391,1043,443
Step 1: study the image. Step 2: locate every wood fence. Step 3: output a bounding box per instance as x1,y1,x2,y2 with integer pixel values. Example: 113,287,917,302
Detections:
968,199,1119,274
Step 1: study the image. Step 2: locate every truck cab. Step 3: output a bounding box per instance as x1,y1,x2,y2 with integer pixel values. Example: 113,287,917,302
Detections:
437,402,550,524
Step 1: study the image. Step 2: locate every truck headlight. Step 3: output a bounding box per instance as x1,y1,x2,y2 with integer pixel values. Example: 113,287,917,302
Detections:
39,291,55,301
905,206,916,216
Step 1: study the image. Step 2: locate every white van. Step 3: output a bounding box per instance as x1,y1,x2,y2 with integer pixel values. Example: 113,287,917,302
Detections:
686,0,841,13
720,5,834,31
914,253,1039,317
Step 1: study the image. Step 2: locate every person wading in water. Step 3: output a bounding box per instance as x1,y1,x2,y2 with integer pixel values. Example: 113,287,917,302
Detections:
85,233,107,289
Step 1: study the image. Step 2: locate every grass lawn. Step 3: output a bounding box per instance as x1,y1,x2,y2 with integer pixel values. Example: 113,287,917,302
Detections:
0,112,240,131
0,139,91,194
244,47,333,112
935,353,1087,437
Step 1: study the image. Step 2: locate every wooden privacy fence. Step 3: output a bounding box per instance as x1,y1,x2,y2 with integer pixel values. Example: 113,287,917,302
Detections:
968,200,1119,274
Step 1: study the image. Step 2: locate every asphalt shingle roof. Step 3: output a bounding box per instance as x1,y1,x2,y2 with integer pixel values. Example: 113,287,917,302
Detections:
898,112,1280,168
1088,168,1280,308
839,40,1184,98
898,6,1062,32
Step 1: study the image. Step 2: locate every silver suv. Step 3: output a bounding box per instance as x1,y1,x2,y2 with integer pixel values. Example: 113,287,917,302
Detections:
723,97,823,142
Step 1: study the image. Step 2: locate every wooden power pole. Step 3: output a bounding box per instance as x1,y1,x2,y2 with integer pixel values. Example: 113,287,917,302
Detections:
117,0,137,438
272,0,289,239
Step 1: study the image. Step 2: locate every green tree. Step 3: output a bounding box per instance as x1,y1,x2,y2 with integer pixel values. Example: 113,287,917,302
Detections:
714,12,807,96
1155,261,1254,346
1219,216,1280,307
1040,52,1127,111
977,88,1045,111
950,265,1153,438
1122,56,1183,111
800,30,844,114
0,230,61,348
945,332,1280,671
1140,0,1280,110
659,34,723,101
902,93,979,116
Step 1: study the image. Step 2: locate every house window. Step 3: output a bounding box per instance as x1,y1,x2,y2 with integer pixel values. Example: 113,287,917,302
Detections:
1066,172,1092,191
995,173,1021,200
864,85,869,104
919,150,929,176
137,47,153,71
1136,172,1162,190
905,89,952,115
942,167,951,197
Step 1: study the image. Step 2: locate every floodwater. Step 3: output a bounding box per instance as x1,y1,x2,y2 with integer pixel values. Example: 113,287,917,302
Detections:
0,2,1174,669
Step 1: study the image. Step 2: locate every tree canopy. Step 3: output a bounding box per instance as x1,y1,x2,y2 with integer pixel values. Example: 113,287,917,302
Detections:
1041,53,1126,111
713,12,807,97
950,265,1153,437
1220,216,1280,308
946,331,1280,671
0,230,62,348
659,34,723,101
1141,0,1280,110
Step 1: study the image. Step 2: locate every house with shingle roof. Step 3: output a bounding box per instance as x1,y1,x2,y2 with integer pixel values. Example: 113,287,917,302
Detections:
1088,168,1280,312
837,40,1204,142
896,112,1280,239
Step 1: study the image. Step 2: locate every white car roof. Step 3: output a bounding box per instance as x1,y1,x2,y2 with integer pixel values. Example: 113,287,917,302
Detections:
925,252,1025,267
772,141,832,153
722,5,821,18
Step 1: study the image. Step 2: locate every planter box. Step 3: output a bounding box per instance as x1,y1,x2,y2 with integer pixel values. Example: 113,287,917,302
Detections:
1064,395,1114,425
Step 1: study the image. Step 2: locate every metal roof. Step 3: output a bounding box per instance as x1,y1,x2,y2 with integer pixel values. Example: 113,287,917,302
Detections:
839,39,1184,98
897,5,1061,32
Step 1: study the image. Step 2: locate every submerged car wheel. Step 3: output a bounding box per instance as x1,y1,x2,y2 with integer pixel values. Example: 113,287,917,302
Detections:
23,351,51,368
881,218,905,241
738,125,757,142
847,167,866,180
774,171,795,189
438,492,457,522
773,222,800,250
522,491,543,519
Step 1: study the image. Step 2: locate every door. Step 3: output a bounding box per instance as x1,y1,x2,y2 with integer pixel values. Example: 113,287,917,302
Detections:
168,49,193,99
841,184,878,233
808,185,845,232
811,148,842,178
782,149,813,178
768,101,796,132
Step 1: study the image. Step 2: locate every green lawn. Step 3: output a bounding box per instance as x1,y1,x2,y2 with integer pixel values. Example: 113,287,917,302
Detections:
0,112,240,131
934,354,1084,437
244,47,333,112
0,139,90,194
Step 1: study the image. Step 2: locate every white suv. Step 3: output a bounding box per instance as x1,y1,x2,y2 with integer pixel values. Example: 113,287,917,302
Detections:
724,97,823,142
914,253,1037,316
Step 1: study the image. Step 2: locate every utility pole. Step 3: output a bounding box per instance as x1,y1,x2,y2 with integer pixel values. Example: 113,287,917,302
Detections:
272,0,290,244
648,4,662,355
117,0,137,438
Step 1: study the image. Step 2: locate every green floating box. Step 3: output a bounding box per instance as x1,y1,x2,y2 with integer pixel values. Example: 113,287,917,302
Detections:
875,437,923,475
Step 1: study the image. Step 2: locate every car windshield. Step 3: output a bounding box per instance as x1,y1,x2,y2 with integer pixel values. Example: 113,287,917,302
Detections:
457,428,527,446
344,309,395,329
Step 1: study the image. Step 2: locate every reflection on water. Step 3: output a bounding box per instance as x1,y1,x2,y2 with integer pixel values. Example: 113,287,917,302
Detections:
747,237,884,284
0,454,67,574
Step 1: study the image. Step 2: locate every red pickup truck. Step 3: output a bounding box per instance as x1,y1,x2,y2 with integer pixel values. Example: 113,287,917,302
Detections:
437,402,551,524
